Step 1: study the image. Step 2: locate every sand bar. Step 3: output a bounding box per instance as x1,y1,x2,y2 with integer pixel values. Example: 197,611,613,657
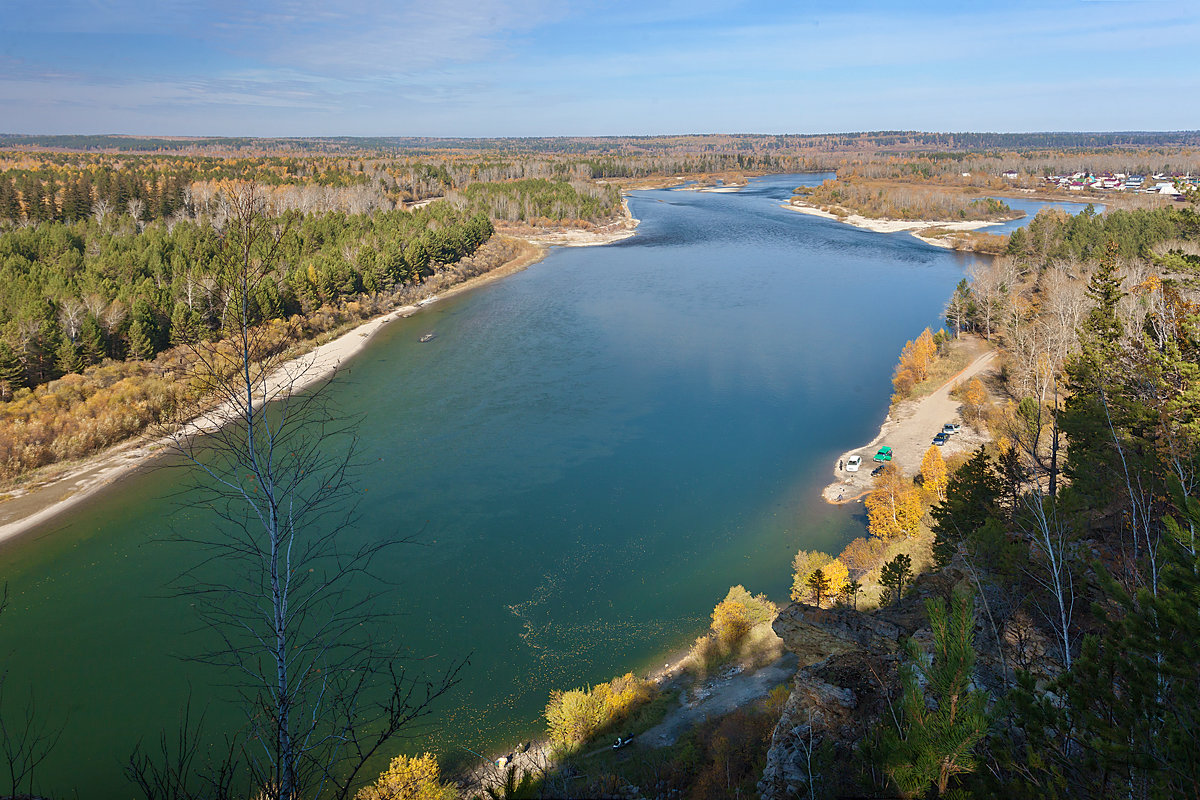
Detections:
782,200,1003,235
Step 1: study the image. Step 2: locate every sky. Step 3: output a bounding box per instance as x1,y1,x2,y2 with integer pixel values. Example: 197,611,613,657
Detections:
1,0,1197,137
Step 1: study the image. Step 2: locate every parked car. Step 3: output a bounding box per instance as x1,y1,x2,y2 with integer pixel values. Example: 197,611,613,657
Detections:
873,446,893,462
846,455,862,472
933,432,949,446
871,464,886,477
942,423,961,435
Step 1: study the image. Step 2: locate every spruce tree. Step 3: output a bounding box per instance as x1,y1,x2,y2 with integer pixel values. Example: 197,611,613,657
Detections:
930,448,1003,567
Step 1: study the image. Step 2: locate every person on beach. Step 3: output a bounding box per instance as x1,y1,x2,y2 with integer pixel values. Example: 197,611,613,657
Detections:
839,459,844,471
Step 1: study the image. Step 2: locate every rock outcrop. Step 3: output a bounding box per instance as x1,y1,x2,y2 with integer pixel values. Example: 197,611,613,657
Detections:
759,563,1025,799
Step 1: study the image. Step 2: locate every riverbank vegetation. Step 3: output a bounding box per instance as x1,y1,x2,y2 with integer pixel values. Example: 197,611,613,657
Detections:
422,585,785,799
683,586,781,678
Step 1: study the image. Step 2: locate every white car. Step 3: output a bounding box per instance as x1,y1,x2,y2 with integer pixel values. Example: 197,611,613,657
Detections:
845,456,862,472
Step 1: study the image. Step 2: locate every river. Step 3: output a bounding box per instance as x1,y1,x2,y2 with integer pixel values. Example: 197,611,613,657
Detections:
1,174,1006,795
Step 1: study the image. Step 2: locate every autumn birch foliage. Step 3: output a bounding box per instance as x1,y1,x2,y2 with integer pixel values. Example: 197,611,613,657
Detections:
961,376,989,424
866,465,924,539
920,445,948,501
892,328,939,400
356,753,456,800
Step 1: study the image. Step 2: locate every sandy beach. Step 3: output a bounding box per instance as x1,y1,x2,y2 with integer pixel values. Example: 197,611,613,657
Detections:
821,343,997,504
0,234,562,547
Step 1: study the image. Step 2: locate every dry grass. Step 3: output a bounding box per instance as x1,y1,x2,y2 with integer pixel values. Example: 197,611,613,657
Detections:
853,524,936,610
905,337,987,404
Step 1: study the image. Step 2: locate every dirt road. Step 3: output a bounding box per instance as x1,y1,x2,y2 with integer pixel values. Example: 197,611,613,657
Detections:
823,347,997,504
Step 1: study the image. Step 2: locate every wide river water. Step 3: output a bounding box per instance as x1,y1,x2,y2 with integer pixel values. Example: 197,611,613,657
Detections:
1,174,993,795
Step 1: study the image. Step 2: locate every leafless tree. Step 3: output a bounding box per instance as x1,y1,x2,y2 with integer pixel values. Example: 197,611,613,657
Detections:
148,183,463,799
92,197,113,227
1018,490,1077,670
57,297,86,344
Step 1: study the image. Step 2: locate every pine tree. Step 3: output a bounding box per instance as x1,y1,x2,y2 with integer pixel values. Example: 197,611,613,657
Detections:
0,341,26,399
79,314,106,365
806,568,832,608
791,549,833,603
880,553,913,605
945,279,976,338
1005,533,1200,798
1058,242,1153,506
0,178,20,221
840,579,863,610
55,338,83,375
127,318,155,362
169,302,201,347
881,593,990,797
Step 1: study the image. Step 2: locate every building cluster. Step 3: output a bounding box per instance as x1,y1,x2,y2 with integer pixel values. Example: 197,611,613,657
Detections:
1005,169,1198,197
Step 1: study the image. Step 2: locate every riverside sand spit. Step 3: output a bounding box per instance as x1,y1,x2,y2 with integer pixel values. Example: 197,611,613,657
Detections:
822,343,997,504
782,200,1004,248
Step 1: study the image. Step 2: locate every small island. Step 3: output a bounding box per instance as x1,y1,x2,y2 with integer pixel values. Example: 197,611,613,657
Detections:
786,177,1025,251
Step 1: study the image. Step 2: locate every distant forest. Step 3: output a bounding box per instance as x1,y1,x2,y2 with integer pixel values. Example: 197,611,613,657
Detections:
4,130,1200,156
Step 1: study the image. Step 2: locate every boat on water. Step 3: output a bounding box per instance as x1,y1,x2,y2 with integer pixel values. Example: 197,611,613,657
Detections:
419,333,436,342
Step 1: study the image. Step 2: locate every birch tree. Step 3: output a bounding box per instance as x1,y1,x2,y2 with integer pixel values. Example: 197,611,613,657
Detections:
149,184,463,799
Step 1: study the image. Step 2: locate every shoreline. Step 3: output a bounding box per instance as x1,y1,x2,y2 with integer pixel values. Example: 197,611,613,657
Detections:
0,222,622,548
455,638,697,794
820,342,997,505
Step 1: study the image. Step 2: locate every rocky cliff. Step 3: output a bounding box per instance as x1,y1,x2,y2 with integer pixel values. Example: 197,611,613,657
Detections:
758,563,1035,799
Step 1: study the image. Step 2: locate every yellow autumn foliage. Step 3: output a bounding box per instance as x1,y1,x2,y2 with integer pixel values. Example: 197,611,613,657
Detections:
865,465,924,539
711,584,777,648
545,672,653,750
921,445,949,501
821,559,850,598
356,752,456,800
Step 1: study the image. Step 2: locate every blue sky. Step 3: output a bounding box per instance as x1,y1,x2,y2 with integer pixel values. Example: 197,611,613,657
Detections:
1,0,1196,137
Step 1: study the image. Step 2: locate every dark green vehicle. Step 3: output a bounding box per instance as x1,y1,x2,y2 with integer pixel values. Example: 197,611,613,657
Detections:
873,446,893,462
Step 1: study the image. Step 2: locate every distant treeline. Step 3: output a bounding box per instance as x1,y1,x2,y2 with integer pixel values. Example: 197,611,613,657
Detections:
5,131,1200,156
0,204,492,391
